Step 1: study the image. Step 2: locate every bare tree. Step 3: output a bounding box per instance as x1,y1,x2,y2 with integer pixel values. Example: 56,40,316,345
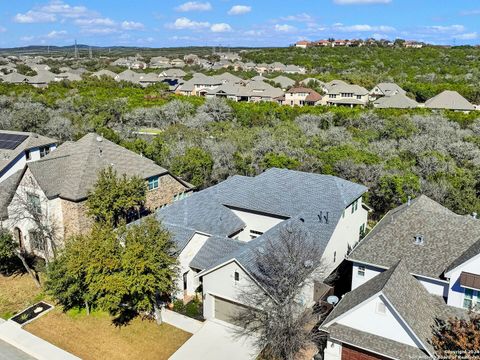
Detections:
233,225,327,360
8,175,60,268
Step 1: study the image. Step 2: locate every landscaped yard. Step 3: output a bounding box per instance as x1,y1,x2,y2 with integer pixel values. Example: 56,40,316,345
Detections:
25,309,191,360
0,274,43,320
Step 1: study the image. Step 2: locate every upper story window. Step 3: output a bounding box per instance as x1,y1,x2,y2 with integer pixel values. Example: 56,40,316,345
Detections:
39,146,50,158
234,271,240,282
351,199,359,214
29,230,43,251
27,193,41,214
463,288,479,310
148,176,159,191
356,95,362,100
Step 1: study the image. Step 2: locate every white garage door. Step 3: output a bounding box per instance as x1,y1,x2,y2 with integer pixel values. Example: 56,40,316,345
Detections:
214,297,248,324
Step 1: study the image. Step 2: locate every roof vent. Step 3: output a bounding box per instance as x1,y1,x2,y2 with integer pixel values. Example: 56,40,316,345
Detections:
299,217,305,223
414,234,424,245
96,135,103,142
318,211,329,224
407,196,411,206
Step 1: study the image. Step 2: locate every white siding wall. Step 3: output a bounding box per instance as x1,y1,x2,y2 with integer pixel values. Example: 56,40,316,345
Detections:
324,340,342,360
230,209,284,242
0,144,56,183
322,198,368,275
351,262,383,290
446,255,480,309
175,233,210,298
417,276,449,298
202,261,254,320
336,295,421,348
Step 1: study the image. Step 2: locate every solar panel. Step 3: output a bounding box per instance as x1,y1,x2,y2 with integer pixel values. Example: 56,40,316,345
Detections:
0,133,29,150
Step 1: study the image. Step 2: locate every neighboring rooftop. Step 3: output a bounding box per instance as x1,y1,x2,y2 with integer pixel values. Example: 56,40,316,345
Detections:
373,93,418,109
425,90,475,111
27,133,171,201
348,195,480,279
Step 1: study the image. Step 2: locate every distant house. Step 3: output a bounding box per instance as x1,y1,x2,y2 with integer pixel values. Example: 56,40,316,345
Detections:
90,69,117,79
170,59,186,68
150,56,171,69
284,87,322,106
295,40,311,48
115,69,141,84
325,83,369,107
0,72,30,84
269,75,295,90
404,41,423,48
370,82,406,99
373,93,418,109
425,90,475,112
269,62,287,72
1,133,192,257
27,71,56,88
160,68,187,78
0,130,57,184
284,64,307,74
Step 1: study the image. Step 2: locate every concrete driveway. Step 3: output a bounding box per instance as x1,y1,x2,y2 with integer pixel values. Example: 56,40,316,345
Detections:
169,320,260,360
0,339,36,360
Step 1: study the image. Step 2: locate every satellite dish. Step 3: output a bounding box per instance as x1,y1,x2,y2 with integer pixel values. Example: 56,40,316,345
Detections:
327,295,339,305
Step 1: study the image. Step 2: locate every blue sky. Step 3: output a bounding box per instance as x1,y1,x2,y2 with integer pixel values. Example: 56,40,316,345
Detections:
0,0,479,48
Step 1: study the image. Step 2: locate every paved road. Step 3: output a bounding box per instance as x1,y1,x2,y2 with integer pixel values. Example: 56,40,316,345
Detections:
0,339,36,360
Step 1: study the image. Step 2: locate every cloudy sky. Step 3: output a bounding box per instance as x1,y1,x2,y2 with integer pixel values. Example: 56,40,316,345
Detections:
0,0,479,48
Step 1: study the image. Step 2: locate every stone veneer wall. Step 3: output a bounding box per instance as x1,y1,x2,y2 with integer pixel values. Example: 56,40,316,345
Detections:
145,174,190,211
60,199,94,240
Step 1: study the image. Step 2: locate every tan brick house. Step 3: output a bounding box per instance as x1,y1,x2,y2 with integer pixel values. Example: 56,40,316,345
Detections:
1,133,192,258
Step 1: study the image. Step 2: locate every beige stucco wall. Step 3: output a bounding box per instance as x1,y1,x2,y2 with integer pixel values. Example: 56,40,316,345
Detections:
60,199,93,240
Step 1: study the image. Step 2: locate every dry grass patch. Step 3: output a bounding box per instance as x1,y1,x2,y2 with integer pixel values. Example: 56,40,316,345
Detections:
0,274,42,319
25,308,191,360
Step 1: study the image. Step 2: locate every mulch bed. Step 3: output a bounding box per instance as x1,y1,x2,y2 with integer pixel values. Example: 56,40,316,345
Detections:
11,301,53,325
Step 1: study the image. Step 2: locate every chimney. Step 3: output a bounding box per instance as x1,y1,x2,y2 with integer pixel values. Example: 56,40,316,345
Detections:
407,196,411,206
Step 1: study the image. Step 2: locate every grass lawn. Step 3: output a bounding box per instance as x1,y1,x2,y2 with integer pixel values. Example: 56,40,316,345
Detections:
25,309,192,360
0,274,43,319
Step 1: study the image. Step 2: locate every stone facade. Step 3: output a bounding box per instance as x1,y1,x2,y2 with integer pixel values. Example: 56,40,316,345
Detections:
60,199,94,240
145,174,190,211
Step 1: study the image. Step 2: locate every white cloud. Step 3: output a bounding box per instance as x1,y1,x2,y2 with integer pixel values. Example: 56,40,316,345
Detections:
228,5,251,15
334,24,396,32
176,2,212,12
14,11,57,23
0,26,6,33
334,0,391,4
75,18,115,26
81,27,118,35
244,29,265,36
121,21,144,30
210,23,232,32
280,13,314,22
46,30,67,38
275,24,296,32
427,25,465,33
20,36,35,42
460,9,480,16
41,0,91,18
455,32,478,40
168,17,210,29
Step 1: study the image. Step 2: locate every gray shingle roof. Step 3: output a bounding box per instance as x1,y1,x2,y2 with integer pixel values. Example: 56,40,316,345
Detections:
372,82,406,97
28,133,169,201
425,90,475,111
156,168,367,275
349,195,480,279
373,93,418,109
0,169,23,220
190,236,246,270
322,260,468,358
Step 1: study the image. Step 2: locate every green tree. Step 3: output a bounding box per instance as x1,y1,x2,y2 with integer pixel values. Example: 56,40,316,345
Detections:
171,147,213,187
261,152,300,170
86,167,146,227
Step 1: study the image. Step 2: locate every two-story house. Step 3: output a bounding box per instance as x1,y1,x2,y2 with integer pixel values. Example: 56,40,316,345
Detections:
325,83,369,107
1,133,192,258
321,195,477,359
284,87,322,107
147,168,368,325
0,130,57,183
369,82,406,99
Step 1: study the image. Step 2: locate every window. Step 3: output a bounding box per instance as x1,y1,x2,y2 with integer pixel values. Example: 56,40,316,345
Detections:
148,176,159,190
351,200,359,213
39,146,50,158
27,193,41,214
29,230,43,251
464,288,474,309
25,149,31,161
356,95,362,100
173,192,189,202
333,251,336,262
357,266,365,277
359,224,366,238
234,271,240,282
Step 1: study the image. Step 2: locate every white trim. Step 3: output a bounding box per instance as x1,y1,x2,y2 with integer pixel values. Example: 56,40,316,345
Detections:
380,293,434,357
328,336,399,360
445,252,480,278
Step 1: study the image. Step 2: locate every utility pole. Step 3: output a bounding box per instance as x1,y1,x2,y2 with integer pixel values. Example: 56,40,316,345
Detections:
74,39,79,59
89,46,92,59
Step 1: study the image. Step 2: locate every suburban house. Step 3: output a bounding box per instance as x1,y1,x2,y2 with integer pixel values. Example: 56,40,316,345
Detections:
149,56,171,68
150,168,369,324
320,195,479,359
0,130,57,183
284,87,322,106
325,83,370,107
320,260,467,360
425,90,476,112
90,69,117,79
269,75,295,90
0,133,192,257
373,93,419,109
369,82,406,99
295,40,311,48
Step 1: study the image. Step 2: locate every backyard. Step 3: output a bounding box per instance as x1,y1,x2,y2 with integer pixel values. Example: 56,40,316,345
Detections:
0,274,192,360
